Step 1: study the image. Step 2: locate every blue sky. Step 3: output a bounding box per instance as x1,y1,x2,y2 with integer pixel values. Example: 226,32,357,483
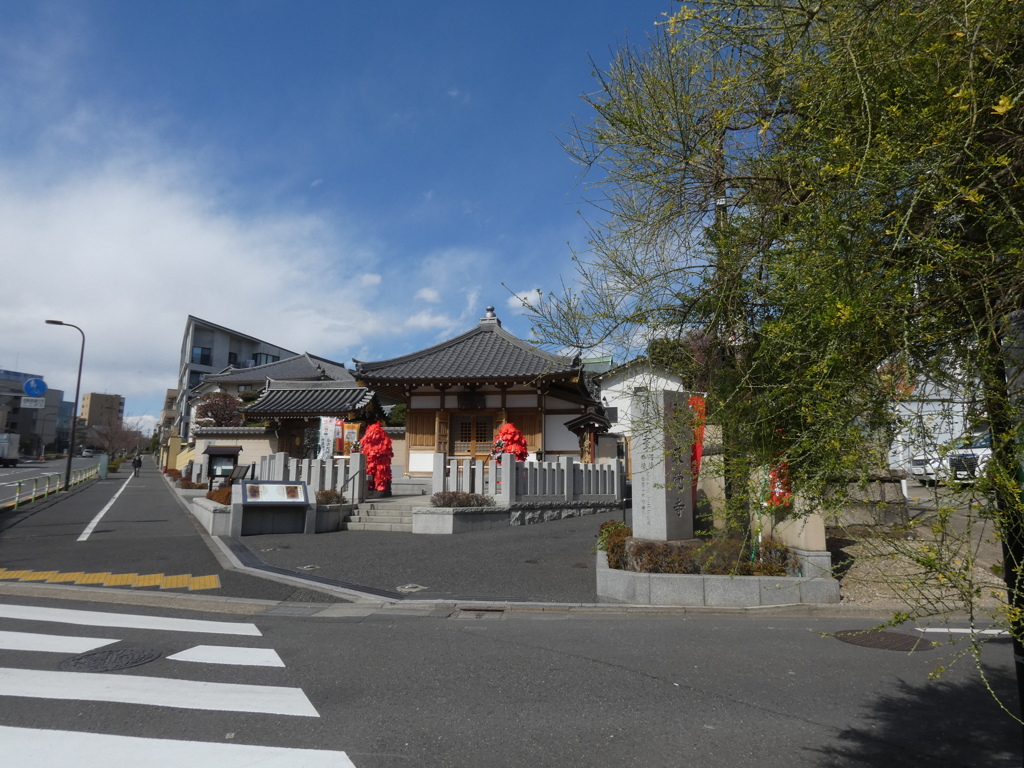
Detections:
0,1,675,431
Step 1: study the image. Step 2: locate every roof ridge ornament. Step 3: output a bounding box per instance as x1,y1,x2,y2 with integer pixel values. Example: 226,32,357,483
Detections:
480,305,501,327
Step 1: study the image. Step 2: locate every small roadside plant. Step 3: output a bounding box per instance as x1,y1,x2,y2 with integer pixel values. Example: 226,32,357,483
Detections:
596,520,632,570
316,489,344,506
206,486,232,505
430,491,494,508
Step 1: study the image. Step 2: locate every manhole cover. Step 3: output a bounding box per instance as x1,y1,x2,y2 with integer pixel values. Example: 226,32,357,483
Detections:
832,630,932,652
397,583,428,593
60,648,162,672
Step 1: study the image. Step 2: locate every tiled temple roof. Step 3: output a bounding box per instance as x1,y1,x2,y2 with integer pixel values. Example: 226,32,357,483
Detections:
243,380,372,416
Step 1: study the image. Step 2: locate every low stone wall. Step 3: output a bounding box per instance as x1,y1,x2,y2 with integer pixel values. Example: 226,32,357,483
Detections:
413,500,622,535
192,497,231,536
596,552,840,607
191,498,352,536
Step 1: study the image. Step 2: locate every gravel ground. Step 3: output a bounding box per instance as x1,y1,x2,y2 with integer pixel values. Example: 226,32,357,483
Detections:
832,482,1008,615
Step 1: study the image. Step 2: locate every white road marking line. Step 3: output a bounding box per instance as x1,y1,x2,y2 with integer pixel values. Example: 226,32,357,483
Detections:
0,667,320,717
78,474,134,541
0,603,261,636
167,644,286,667
917,627,1008,636
0,630,119,654
2,724,356,767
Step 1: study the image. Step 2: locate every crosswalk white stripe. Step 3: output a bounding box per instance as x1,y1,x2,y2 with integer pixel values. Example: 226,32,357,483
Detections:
0,603,261,636
2,724,357,767
0,629,119,654
0,667,320,717
167,644,285,667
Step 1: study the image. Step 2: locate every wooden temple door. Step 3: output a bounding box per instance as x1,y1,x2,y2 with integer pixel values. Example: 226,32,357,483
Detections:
451,414,495,460
435,411,450,454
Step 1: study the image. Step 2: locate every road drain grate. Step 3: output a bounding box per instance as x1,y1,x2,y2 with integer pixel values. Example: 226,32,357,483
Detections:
456,607,506,620
832,630,933,652
60,648,163,672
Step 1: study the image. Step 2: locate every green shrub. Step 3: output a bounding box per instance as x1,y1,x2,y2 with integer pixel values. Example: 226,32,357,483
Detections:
316,489,344,505
605,529,797,577
108,461,120,472
597,520,632,570
751,538,798,576
429,491,494,507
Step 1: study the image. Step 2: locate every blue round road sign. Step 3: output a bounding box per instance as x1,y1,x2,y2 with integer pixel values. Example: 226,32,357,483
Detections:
23,378,47,397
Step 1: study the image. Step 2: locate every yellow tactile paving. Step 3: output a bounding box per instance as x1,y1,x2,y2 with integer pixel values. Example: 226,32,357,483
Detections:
104,573,137,586
160,574,191,590
0,568,221,591
47,572,85,583
76,572,111,584
187,575,221,591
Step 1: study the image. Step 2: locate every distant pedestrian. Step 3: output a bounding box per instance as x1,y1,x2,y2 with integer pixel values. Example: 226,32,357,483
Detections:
132,455,142,478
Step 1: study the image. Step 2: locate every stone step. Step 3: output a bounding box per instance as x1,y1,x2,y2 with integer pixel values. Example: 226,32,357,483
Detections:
342,521,413,533
345,514,412,525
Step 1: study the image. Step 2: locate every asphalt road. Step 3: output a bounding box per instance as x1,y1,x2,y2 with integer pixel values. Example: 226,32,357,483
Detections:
0,590,1017,767
0,463,1020,766
0,457,99,508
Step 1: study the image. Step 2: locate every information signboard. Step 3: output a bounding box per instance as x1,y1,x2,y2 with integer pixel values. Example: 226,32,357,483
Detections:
240,481,309,505
20,397,46,409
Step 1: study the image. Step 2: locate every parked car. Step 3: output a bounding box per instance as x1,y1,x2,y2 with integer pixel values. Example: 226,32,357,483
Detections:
910,432,991,486
945,431,992,482
80,449,94,458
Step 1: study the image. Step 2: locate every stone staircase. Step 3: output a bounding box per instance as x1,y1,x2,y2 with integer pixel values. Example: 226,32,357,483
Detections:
342,493,427,533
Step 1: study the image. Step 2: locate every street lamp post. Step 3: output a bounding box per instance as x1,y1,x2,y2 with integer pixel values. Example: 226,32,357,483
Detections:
45,320,85,492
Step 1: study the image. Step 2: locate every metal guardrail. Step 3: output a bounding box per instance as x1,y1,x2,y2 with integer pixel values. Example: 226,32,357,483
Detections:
0,466,100,511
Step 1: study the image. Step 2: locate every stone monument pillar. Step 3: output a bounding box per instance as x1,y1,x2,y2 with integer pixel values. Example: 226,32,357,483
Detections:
632,389,695,541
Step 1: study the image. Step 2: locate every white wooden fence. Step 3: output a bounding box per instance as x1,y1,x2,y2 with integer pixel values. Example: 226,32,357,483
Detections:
254,452,367,503
431,453,623,504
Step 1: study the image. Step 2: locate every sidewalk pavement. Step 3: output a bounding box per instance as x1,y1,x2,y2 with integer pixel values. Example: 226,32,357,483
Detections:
1,462,624,606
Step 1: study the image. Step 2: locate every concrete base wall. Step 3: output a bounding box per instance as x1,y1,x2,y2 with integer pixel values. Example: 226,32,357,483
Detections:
412,501,623,535
192,498,348,536
595,552,840,606
191,498,231,536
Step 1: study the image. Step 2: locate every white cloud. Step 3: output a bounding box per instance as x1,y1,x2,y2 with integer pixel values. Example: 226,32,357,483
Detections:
507,289,542,314
404,311,457,332
359,273,382,287
416,287,441,303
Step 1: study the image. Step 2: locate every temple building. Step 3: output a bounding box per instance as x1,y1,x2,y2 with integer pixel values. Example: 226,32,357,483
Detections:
354,307,607,477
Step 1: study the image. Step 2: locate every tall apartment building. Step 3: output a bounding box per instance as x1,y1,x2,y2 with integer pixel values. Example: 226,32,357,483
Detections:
80,393,125,427
175,316,297,439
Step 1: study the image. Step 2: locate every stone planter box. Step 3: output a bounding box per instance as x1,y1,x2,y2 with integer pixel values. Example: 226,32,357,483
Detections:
595,552,840,607
192,497,231,536
315,504,356,533
413,506,508,534
413,501,623,534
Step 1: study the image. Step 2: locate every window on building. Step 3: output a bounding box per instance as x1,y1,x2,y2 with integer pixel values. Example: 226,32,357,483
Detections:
191,346,212,366
228,352,238,365
188,372,202,389
252,353,280,366
451,414,495,458
238,384,252,391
